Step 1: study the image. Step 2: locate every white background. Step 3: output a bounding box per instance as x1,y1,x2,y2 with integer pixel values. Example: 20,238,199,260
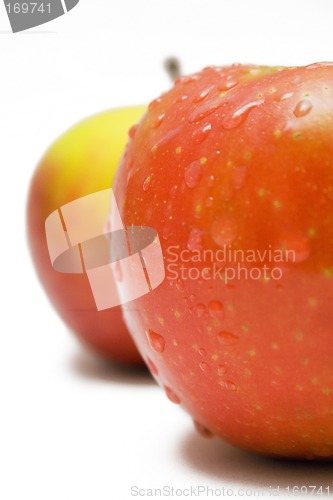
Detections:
1,1,333,499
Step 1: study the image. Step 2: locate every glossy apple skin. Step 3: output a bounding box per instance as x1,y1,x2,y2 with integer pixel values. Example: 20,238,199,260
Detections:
114,64,333,457
27,106,145,364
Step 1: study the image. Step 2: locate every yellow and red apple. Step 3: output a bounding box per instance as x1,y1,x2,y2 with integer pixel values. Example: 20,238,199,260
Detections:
27,106,145,364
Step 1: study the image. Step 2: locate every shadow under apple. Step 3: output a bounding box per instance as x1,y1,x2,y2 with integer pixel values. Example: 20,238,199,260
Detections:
179,430,333,493
69,348,155,386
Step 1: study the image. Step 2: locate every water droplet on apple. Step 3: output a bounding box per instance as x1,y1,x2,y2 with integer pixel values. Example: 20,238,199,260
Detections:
143,175,152,191
196,303,206,318
193,420,214,438
175,94,188,103
222,99,264,129
293,99,312,117
146,357,158,376
150,113,165,129
281,236,311,263
184,160,203,188
306,61,333,70
199,361,211,373
148,97,162,110
208,300,224,318
128,124,138,139
276,91,294,102
164,385,181,404
189,98,225,123
192,86,213,103
198,347,207,356
169,185,178,200
217,331,239,345
175,74,200,86
225,380,238,391
205,196,214,208
217,78,239,91
191,123,212,144
156,126,183,148
147,329,165,353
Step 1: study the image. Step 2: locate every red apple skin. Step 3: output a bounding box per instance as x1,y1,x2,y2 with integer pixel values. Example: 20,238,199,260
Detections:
27,107,145,364
114,64,333,457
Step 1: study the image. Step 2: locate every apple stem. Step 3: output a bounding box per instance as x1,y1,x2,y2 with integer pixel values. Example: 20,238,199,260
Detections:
164,57,181,82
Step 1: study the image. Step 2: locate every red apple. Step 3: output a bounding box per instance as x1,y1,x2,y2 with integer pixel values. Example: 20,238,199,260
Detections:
114,63,333,457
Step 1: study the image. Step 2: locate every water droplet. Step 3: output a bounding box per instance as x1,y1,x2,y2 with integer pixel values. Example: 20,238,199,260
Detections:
198,347,206,356
147,330,165,353
164,385,181,404
281,236,311,263
199,361,211,373
193,86,213,103
184,160,203,188
175,94,188,103
189,98,225,123
113,260,122,282
208,175,215,187
150,113,165,129
196,303,206,318
277,91,294,102
191,123,212,144
128,124,138,139
208,300,224,318
293,99,312,117
169,185,178,200
156,126,183,148
148,97,162,110
222,99,264,129
217,331,239,345
225,380,238,391
187,227,204,251
146,357,158,376
175,74,199,86
217,364,227,376
193,420,214,438
205,196,214,207
211,215,237,246
143,175,152,191
217,78,239,91
306,61,333,70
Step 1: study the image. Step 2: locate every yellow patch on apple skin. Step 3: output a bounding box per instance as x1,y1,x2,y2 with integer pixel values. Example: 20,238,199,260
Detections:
308,297,318,307
294,330,304,342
